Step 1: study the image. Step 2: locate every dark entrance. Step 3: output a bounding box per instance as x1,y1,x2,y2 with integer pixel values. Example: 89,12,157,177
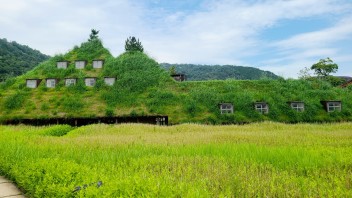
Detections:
2,116,168,127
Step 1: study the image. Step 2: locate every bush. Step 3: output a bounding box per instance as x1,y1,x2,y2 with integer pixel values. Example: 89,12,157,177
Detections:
105,107,115,117
185,99,198,117
347,84,352,91
94,78,105,91
39,125,73,136
4,92,27,110
130,110,138,117
40,103,49,111
101,88,138,107
74,39,111,61
146,89,179,114
0,78,16,89
62,95,84,112
72,78,87,93
104,52,170,93
321,76,345,87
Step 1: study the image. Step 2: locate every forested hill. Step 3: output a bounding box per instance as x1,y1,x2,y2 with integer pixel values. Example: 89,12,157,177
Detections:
0,38,50,81
161,63,280,80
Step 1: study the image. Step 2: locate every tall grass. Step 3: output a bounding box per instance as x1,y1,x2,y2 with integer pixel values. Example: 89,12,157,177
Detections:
3,91,28,110
0,122,351,197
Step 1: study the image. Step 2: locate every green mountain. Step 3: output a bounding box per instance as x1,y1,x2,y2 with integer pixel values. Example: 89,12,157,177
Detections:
161,63,279,80
0,37,351,124
0,38,50,81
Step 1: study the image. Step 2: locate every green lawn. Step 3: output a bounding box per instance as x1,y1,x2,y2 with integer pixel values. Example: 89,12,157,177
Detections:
0,122,351,197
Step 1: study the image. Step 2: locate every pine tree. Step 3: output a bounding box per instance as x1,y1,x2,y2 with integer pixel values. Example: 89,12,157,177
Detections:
125,36,144,52
88,29,99,41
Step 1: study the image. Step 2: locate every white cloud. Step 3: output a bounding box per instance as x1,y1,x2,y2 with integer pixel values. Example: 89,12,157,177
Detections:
262,14,352,78
0,0,145,54
1,0,352,77
144,0,352,64
273,16,352,50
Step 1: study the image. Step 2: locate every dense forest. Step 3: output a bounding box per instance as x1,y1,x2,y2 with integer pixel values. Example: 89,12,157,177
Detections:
0,38,50,81
161,63,279,81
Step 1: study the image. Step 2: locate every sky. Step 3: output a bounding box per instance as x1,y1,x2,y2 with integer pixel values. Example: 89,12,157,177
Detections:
1,0,352,78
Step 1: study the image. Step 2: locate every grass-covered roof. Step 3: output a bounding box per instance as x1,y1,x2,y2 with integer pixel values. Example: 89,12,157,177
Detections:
0,38,351,124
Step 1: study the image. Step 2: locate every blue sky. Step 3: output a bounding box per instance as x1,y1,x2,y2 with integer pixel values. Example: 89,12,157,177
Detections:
1,0,352,78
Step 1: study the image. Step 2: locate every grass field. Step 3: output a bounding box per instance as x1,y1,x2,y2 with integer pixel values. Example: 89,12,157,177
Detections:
0,122,351,197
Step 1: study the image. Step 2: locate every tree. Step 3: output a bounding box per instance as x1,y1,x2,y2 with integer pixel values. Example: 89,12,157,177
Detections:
298,67,312,80
125,36,144,52
169,66,176,75
310,57,338,77
88,29,99,41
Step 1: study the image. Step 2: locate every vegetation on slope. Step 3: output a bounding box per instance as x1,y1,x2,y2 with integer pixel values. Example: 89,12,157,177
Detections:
161,63,279,80
0,37,352,124
0,123,351,197
0,38,173,121
101,51,171,109
0,39,113,119
0,38,50,81
26,38,113,79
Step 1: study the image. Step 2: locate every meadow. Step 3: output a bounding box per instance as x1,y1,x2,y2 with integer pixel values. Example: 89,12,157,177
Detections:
0,122,351,197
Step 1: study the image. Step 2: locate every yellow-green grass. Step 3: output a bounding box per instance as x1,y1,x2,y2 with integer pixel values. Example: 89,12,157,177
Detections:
0,122,351,197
